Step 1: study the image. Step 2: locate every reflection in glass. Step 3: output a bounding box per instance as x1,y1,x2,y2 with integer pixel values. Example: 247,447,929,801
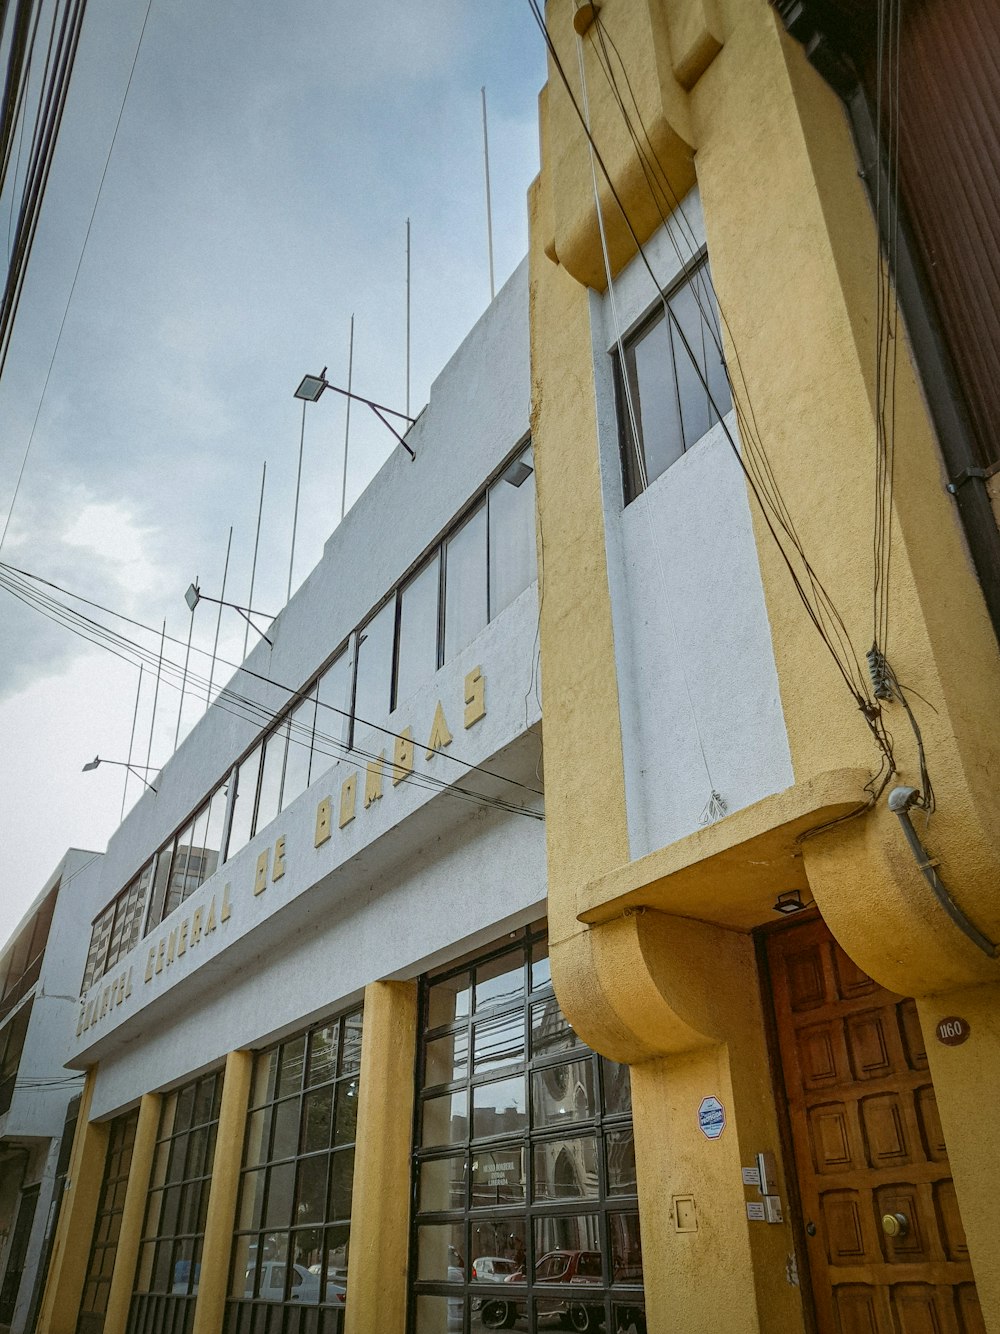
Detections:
601,1058,633,1118
420,1154,466,1213
315,651,351,754
473,1012,523,1074
475,954,524,1011
470,1147,525,1206
531,998,582,1061
469,1216,526,1278
533,1213,603,1279
611,1211,643,1285
281,692,316,810
422,1090,469,1149
256,722,288,834
426,1029,469,1087
417,1220,467,1281
606,1130,637,1196
532,1136,599,1201
396,553,441,709
444,504,487,661
307,1024,340,1087
531,1059,596,1128
427,973,471,1030
473,1077,527,1139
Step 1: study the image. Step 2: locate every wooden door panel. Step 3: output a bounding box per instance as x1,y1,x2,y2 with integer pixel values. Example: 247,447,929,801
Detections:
766,918,981,1334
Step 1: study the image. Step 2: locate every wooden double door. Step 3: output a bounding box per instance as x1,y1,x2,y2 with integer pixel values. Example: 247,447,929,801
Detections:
766,917,982,1334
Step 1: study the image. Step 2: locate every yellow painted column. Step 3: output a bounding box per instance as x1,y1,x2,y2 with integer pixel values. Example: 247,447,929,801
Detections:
190,1049,253,1334
344,981,418,1334
35,1069,108,1334
102,1093,161,1334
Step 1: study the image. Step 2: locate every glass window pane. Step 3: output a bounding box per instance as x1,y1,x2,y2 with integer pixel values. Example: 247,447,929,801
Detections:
264,1162,295,1229
422,1090,468,1148
353,601,395,736
473,1012,523,1075
417,1220,466,1281
295,1154,329,1224
611,1211,643,1284
444,504,487,661
530,1058,597,1128
271,1097,299,1161
601,1058,632,1118
419,1154,466,1213
164,825,193,919
306,1024,339,1088
277,1036,306,1098
470,1146,525,1206
228,744,261,858
314,651,351,762
530,942,551,992
425,1029,468,1087
475,954,524,1011
251,1049,278,1109
630,313,683,488
670,278,714,449
469,1217,526,1279
533,1213,603,1279
256,722,287,835
341,1012,363,1074
533,1135,599,1201
427,973,470,1030
281,692,316,811
531,998,583,1061
395,553,440,710
472,1077,526,1139
488,447,536,618
335,1078,359,1145
329,1147,354,1219
186,802,210,897
302,1085,334,1154
202,788,226,884
237,1169,265,1232
606,1129,637,1196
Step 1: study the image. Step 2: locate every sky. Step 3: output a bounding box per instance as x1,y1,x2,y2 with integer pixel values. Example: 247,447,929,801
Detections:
0,0,548,945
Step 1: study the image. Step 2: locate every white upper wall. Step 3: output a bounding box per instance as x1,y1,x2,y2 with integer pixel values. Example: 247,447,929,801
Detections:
590,192,793,858
93,258,530,913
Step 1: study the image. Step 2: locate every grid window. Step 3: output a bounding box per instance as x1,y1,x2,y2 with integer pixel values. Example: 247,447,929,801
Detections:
77,1108,139,1334
618,256,731,503
410,929,644,1334
224,1008,364,1333
129,1071,223,1334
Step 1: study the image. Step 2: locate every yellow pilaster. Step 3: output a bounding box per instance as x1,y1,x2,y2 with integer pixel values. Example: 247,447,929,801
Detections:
344,981,418,1334
35,1069,107,1334
190,1049,252,1334
102,1093,161,1334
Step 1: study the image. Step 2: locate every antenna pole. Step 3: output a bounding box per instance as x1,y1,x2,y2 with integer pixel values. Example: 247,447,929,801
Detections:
405,217,411,420
175,573,196,752
482,86,496,300
289,400,306,602
146,618,165,776
207,526,232,712
122,667,143,821
245,461,266,659
341,315,354,522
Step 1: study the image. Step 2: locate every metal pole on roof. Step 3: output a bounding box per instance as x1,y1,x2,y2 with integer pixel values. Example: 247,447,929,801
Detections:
122,667,143,821
145,618,165,776
175,573,196,752
288,400,306,603
340,315,354,522
244,461,267,660
207,526,232,712
482,86,496,301
405,217,411,421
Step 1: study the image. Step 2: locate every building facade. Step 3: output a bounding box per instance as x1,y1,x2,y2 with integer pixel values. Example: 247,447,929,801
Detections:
26,2,1000,1332
529,1,1000,1332
0,849,104,1334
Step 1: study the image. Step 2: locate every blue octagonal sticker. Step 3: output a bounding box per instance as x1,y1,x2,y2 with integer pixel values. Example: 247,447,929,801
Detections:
698,1095,726,1140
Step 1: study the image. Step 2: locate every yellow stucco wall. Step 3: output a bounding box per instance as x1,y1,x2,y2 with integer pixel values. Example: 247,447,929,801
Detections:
532,0,1000,1326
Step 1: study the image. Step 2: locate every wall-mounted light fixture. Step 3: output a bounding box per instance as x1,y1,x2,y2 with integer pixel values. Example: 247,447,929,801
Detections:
772,889,808,916
82,756,158,794
294,367,417,460
184,581,274,648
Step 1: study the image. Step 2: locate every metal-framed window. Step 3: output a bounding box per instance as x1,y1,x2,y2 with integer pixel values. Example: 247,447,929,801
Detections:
77,1107,140,1334
410,927,645,1334
617,256,731,504
223,1007,364,1333
129,1071,223,1334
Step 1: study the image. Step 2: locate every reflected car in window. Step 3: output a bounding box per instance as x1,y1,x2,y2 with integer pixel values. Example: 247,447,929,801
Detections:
480,1250,601,1330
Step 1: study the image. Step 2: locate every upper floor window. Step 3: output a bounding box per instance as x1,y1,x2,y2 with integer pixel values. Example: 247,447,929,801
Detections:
618,257,731,503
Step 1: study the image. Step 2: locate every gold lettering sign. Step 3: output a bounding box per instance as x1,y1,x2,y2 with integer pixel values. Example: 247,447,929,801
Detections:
425,701,453,759
364,753,384,809
464,667,486,728
392,728,414,785
315,797,332,846
339,774,358,828
272,835,286,882
254,849,270,896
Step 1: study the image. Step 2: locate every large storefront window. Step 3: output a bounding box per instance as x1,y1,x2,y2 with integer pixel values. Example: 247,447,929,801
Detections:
129,1071,223,1334
411,929,645,1334
77,1108,140,1334
224,1007,363,1334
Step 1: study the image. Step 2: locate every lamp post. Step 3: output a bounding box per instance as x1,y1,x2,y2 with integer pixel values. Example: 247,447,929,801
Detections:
184,582,274,648
81,756,158,794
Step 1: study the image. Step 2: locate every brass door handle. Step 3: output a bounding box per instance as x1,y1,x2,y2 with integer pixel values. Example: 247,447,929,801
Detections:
882,1212,909,1238
805,1220,817,1237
